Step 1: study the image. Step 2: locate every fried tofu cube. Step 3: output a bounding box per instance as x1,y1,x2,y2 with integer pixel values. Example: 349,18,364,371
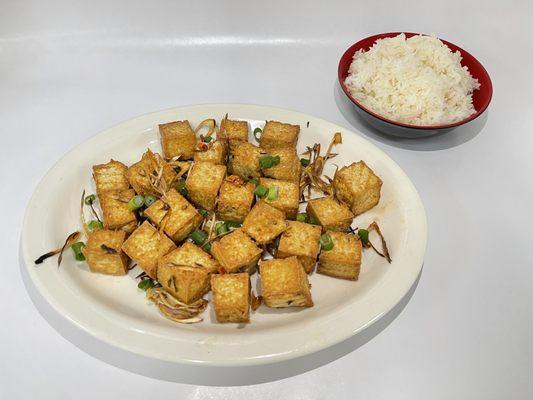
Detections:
92,160,130,195
185,162,226,210
317,231,362,280
276,221,321,273
143,189,202,242
99,189,138,233
259,257,313,307
259,120,299,150
193,140,227,165
82,229,129,275
259,178,299,219
126,150,178,196
261,147,301,182
210,229,262,273
306,196,354,231
216,175,255,223
333,161,383,216
242,201,287,244
159,120,196,160
121,221,176,278
219,118,249,151
211,273,250,323
158,242,219,274
229,142,263,180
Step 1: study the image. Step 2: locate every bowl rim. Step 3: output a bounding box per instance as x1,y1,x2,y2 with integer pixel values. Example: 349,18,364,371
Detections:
338,32,493,130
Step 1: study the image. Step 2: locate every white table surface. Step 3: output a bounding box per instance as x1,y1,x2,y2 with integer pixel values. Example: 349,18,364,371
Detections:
3,0,533,398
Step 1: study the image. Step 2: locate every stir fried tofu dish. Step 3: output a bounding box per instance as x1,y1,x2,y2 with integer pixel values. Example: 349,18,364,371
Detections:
35,115,392,325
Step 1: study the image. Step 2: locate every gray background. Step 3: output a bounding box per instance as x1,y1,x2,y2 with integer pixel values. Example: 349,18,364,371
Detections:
2,0,532,398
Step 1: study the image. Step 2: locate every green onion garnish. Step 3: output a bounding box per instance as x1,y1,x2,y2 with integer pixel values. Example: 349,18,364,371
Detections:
254,184,269,198
204,136,213,143
259,155,280,169
253,127,262,142
176,179,187,196
88,220,103,230
308,215,318,225
320,234,334,251
225,221,242,229
199,208,209,217
71,242,86,261
138,279,155,291
84,194,96,205
128,195,145,210
267,186,279,201
144,195,157,207
202,242,212,252
190,229,207,245
296,213,308,222
358,229,369,245
248,178,259,186
216,222,229,235
300,158,310,167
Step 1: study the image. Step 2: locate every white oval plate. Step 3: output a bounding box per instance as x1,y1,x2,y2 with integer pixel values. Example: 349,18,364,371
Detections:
21,104,427,367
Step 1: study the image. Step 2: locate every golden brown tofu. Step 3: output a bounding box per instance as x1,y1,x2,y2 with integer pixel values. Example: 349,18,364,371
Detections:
126,150,178,196
211,273,250,323
276,221,321,273
92,160,130,195
158,242,219,274
259,178,299,219
306,196,354,231
143,189,203,242
261,147,301,182
185,162,226,210
259,257,313,307
242,201,287,244
210,229,262,273
82,229,129,275
216,175,255,223
317,231,362,280
333,161,383,216
121,221,176,278
193,140,227,165
159,120,197,160
219,118,249,151
259,120,299,150
99,189,137,233
229,142,263,180
157,265,210,304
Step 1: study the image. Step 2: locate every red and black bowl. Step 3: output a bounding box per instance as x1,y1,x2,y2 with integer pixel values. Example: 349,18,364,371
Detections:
338,32,493,138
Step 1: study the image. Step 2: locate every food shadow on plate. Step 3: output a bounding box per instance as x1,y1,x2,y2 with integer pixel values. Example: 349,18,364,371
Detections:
333,81,488,151
20,242,423,386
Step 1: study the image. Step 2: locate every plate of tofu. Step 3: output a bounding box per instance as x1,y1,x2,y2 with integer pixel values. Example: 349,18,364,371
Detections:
22,103,427,367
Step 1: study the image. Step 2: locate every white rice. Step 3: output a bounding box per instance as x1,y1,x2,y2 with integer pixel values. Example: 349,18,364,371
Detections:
344,33,480,126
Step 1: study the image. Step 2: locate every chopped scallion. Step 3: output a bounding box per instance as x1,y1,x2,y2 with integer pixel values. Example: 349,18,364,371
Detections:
320,234,334,251
176,179,187,196
254,184,269,198
253,127,262,142
204,136,213,143
225,221,242,229
88,220,103,230
198,208,209,217
144,195,157,207
296,213,308,223
358,229,369,245
267,186,279,201
300,158,310,167
128,195,145,210
190,229,207,245
84,194,96,205
138,279,155,291
216,222,229,235
71,242,86,261
308,215,318,225
259,155,280,169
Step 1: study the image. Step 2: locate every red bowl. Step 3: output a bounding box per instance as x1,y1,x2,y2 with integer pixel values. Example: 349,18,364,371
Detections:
338,32,493,138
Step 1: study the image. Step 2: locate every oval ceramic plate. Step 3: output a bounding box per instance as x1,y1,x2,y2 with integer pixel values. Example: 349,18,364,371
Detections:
21,104,427,367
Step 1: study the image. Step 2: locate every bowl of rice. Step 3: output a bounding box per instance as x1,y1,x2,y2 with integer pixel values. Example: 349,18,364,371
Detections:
338,32,493,137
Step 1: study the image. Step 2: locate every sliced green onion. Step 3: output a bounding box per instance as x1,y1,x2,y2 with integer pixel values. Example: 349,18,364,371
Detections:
128,195,145,210
84,194,96,205
267,186,279,201
71,242,85,261
225,221,242,229
300,158,310,167
175,179,187,196
248,178,259,186
254,184,268,198
308,215,318,225
204,136,213,143
88,220,103,230
253,127,262,142
216,222,229,235
320,234,334,251
144,195,157,207
190,229,207,245
259,155,280,169
296,213,308,222
202,242,212,252
198,208,209,217
358,229,369,245
138,279,155,291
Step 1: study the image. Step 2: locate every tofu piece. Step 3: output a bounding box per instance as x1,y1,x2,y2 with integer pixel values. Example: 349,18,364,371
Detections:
99,189,138,233
261,147,301,182
306,196,354,231
159,120,197,160
82,229,129,275
229,142,263,180
126,150,178,196
158,242,219,274
259,178,299,219
259,257,313,307
193,140,227,165
121,221,176,278
333,161,383,216
143,189,202,242
211,273,250,323
276,221,321,273
157,265,210,304
259,120,299,150
317,231,362,280
219,118,249,151
242,201,287,244
216,175,255,223
185,162,226,210
210,229,262,273
92,160,130,195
